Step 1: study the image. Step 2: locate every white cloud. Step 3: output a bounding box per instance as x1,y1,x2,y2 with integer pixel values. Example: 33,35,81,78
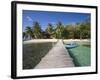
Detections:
26,16,32,21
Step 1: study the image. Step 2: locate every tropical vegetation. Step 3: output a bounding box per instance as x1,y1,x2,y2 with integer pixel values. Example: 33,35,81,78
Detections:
23,19,90,40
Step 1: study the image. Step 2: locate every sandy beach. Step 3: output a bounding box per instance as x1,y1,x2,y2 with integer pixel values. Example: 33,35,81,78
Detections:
23,39,90,44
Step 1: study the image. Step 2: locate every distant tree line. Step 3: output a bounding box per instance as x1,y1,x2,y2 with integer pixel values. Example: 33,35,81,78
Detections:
23,19,90,40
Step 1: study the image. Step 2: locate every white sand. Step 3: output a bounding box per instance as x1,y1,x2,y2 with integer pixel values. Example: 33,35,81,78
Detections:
23,39,58,44
23,39,90,44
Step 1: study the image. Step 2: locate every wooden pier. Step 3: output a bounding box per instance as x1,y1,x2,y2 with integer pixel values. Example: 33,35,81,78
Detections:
35,39,74,69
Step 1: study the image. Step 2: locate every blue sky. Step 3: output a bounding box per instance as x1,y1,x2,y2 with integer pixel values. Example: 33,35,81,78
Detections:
23,10,90,31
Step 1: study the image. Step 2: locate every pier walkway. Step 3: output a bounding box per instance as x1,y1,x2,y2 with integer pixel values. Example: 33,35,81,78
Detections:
35,39,74,69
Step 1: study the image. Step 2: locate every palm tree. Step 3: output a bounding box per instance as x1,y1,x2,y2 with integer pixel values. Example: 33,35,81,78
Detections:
33,21,42,39
23,32,28,40
55,22,64,39
45,23,54,38
25,26,34,39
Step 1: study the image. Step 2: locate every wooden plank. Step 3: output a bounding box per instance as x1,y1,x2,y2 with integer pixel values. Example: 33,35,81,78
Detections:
35,39,74,69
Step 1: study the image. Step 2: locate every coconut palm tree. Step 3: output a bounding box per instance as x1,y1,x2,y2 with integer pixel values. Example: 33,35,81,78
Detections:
45,23,54,38
23,31,28,40
33,21,42,39
55,22,64,39
25,26,34,39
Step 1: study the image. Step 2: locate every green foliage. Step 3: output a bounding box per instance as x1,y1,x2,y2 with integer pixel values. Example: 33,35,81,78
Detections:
55,22,64,38
32,21,43,39
23,32,28,40
79,22,90,39
23,20,91,40
45,23,54,38
25,26,34,39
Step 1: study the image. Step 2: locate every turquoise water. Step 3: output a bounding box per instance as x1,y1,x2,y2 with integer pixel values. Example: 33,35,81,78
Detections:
66,44,91,67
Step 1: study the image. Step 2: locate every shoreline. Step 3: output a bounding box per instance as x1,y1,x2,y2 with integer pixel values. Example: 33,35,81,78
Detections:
23,39,90,44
